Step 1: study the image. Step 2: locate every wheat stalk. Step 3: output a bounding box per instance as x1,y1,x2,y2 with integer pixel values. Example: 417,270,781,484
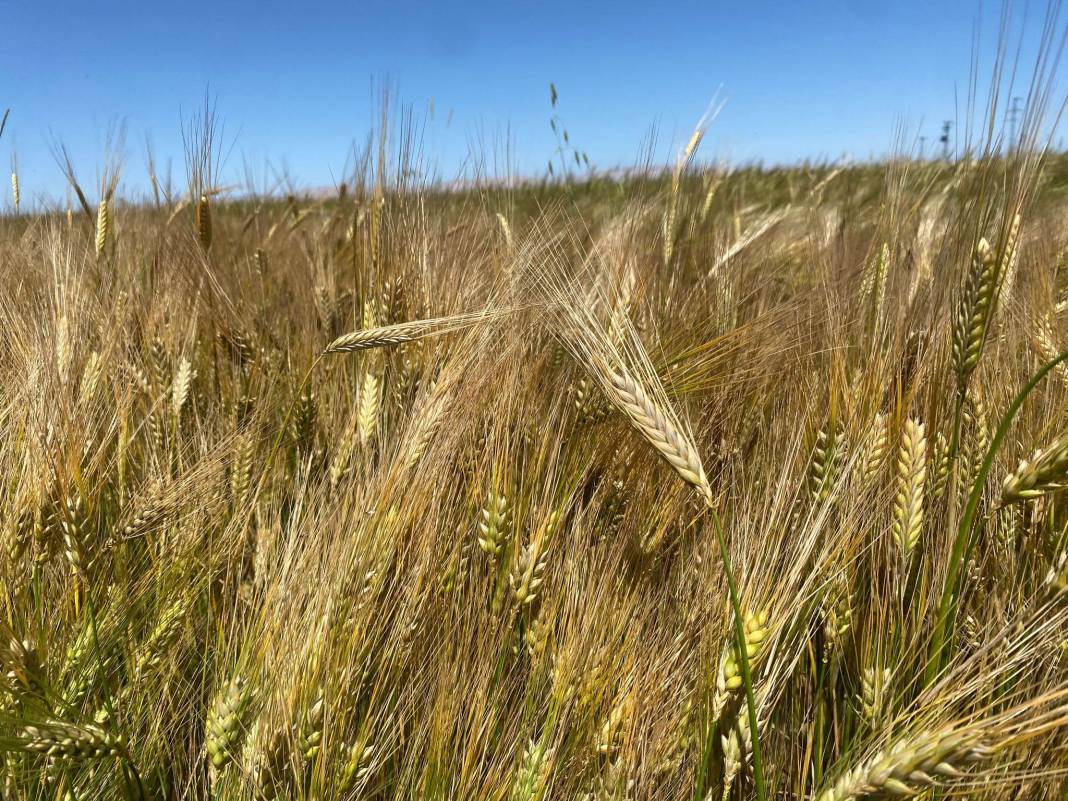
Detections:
196,193,213,250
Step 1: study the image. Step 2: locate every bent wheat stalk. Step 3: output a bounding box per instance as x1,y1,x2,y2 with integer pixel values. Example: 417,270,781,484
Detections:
324,310,509,355
532,243,765,798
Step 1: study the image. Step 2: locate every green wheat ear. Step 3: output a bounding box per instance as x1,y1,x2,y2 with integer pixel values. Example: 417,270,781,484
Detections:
206,676,254,772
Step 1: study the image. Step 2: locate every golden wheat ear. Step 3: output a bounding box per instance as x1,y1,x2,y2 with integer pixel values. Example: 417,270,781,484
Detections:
324,310,509,355
95,198,110,259
816,728,991,801
600,363,712,503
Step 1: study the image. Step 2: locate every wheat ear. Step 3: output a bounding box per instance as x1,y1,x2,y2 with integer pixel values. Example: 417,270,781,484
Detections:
892,418,927,557
816,728,990,801
357,370,381,446
1001,433,1068,503
325,311,505,354
21,718,123,760
602,365,711,503
206,675,254,771
95,198,110,259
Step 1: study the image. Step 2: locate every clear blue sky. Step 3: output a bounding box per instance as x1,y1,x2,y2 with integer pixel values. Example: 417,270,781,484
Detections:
1,1,1060,206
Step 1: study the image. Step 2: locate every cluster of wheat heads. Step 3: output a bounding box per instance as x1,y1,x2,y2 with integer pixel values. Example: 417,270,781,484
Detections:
2,99,1068,801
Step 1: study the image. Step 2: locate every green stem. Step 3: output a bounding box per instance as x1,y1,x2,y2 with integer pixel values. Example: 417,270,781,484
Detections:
926,347,1068,685
707,505,766,801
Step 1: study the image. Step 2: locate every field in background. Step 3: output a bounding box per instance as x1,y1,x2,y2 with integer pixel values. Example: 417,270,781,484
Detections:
1,99,1068,801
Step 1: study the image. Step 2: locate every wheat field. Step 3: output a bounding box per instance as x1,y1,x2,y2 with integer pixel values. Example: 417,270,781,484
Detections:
2,55,1068,801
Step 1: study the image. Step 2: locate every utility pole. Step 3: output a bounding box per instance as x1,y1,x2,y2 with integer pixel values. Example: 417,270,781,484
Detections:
939,121,953,161
919,136,927,160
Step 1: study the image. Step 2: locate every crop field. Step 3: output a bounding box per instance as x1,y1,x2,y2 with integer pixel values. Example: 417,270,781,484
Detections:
1,67,1068,801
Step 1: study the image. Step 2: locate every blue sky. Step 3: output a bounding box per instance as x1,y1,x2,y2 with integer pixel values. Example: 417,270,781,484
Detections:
1,1,1060,205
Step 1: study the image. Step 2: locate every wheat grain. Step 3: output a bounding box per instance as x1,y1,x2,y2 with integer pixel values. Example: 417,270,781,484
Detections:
858,667,891,727
509,541,547,606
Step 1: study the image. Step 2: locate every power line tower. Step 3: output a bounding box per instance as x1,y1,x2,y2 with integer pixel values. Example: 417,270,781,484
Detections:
939,121,953,161
1007,96,1023,152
